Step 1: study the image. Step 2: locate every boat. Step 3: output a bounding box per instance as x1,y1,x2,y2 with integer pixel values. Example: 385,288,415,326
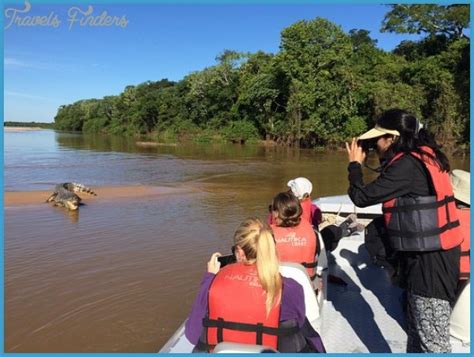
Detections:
159,195,470,353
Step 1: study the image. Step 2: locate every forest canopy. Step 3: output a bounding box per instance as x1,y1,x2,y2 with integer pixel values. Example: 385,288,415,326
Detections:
54,4,470,152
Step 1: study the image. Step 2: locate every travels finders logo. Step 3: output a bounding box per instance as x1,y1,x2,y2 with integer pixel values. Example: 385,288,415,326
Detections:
4,1,129,30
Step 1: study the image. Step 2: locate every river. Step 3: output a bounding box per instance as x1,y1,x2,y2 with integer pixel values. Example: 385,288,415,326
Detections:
4,129,469,352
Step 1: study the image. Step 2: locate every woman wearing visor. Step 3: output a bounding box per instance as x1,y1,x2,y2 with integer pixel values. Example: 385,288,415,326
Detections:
345,109,461,353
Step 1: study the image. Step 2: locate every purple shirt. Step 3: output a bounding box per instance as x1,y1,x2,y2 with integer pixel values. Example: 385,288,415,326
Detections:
184,272,325,352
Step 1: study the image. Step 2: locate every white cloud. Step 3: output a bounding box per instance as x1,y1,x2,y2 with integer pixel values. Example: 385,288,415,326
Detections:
4,56,100,71
5,90,57,102
4,57,46,69
5,57,31,67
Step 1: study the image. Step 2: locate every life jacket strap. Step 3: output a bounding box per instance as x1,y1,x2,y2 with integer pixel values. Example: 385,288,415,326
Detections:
387,220,460,239
382,195,456,213
301,261,318,280
301,261,318,268
203,316,300,345
461,250,470,257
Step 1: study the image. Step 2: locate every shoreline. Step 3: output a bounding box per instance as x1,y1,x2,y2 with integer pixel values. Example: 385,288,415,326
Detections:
4,126,45,132
4,185,199,207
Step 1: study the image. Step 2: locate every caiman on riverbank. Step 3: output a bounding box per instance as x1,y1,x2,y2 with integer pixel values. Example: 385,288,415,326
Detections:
46,183,97,210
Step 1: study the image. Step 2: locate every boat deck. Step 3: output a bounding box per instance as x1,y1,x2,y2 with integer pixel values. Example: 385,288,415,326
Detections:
321,232,407,352
323,231,469,353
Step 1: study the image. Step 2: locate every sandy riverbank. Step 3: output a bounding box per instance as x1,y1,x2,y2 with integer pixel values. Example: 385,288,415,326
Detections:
4,185,199,207
135,141,178,147
4,126,45,132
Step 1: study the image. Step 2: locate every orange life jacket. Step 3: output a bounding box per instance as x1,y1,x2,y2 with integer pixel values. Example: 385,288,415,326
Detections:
202,263,298,350
457,208,470,280
382,147,462,252
271,220,317,278
300,199,313,225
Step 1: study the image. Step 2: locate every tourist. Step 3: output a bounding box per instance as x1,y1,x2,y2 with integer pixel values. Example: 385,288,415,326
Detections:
184,218,325,353
270,192,318,279
286,177,322,227
346,108,461,352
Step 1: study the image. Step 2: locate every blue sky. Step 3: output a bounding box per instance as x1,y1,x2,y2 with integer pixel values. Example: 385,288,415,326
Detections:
4,3,425,123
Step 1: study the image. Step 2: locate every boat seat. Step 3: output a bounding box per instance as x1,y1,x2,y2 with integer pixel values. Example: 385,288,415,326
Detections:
213,342,277,353
279,262,321,333
450,280,470,343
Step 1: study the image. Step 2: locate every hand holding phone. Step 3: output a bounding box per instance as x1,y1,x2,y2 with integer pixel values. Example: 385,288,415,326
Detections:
207,252,222,274
217,254,236,268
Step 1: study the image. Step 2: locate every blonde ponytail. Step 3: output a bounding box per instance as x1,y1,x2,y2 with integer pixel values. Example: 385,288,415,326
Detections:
256,227,282,316
234,218,282,316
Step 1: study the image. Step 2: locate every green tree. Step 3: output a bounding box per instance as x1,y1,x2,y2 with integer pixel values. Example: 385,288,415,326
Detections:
182,51,243,130
382,4,469,40
278,18,355,146
349,29,378,51
236,51,289,140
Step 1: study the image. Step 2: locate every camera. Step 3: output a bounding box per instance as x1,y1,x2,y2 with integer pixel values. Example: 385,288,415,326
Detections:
357,138,377,153
217,254,236,267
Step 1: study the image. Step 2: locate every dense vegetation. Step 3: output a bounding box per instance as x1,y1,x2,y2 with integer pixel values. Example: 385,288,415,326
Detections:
54,5,470,153
5,121,55,129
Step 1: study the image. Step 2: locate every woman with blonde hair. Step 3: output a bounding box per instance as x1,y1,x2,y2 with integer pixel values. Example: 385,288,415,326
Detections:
184,218,325,353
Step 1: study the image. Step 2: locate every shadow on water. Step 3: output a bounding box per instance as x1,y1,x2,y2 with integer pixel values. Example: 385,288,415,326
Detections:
326,252,392,352
339,245,407,331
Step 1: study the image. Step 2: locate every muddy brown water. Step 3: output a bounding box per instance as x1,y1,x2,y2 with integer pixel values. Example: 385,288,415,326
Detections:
4,130,469,352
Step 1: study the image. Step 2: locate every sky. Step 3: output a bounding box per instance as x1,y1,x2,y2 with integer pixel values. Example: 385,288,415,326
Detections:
4,3,426,123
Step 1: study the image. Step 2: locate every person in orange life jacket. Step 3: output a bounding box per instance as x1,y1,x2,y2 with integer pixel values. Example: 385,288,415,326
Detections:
287,177,322,227
450,169,470,294
184,218,326,353
346,109,461,353
267,177,322,228
269,192,318,279
285,178,363,252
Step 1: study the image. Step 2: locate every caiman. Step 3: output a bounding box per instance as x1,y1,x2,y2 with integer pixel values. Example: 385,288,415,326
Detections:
46,183,97,210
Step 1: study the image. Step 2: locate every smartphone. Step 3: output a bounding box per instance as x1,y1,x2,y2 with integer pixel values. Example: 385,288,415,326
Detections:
217,254,236,267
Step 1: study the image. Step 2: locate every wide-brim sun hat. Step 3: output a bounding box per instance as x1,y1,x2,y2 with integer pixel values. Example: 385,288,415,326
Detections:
358,125,400,141
450,169,470,205
287,177,313,199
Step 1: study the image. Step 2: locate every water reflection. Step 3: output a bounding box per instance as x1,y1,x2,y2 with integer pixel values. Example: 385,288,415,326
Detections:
55,131,307,161
5,130,469,193
59,207,80,224
55,132,139,154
